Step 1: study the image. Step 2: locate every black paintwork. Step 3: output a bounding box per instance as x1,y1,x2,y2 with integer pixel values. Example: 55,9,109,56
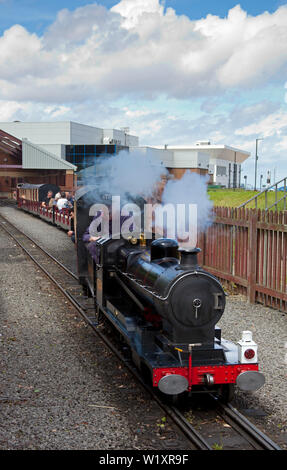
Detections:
75,187,228,373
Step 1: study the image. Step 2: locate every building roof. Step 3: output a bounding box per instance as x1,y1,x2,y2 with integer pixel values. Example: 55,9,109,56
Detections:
152,144,250,164
0,121,138,146
22,139,77,171
0,129,22,159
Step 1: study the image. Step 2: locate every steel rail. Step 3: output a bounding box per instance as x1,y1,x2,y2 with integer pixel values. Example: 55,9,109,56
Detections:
214,398,281,450
0,211,78,280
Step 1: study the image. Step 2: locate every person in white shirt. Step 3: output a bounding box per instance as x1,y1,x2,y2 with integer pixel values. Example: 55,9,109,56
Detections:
56,192,68,211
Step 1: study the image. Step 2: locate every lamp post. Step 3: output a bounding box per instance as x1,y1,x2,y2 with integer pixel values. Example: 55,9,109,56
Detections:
260,174,263,191
233,151,237,191
254,138,263,191
244,175,247,189
267,170,271,186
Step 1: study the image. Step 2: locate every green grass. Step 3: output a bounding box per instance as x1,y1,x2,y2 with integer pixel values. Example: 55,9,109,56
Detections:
207,189,286,211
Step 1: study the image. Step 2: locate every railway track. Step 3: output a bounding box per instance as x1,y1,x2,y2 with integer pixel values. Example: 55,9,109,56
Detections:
181,394,281,450
214,399,281,450
0,208,281,451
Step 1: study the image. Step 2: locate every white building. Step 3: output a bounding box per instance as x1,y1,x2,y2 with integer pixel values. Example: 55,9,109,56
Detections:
0,121,250,189
129,146,174,168
0,121,139,160
103,128,138,147
151,142,250,188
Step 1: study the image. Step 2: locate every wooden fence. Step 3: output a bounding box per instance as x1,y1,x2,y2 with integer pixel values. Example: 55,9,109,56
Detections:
197,207,287,313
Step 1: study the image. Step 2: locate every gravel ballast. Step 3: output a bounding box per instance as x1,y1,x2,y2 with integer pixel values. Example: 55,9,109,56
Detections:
0,204,286,449
219,297,286,417
0,205,77,275
0,224,189,450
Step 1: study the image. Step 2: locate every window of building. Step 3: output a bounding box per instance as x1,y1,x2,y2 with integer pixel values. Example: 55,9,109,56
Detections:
65,144,128,183
216,165,227,177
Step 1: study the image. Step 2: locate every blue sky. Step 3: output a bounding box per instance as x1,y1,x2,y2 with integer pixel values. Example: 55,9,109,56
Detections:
0,1,284,34
0,0,287,186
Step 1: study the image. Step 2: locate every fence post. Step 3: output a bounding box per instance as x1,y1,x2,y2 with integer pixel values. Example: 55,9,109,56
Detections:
198,230,205,266
248,210,257,303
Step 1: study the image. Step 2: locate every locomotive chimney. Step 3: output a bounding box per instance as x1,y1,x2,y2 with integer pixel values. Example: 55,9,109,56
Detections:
178,247,201,268
150,238,179,261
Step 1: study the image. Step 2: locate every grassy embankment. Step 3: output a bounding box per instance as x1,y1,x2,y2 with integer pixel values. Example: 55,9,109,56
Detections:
207,188,286,211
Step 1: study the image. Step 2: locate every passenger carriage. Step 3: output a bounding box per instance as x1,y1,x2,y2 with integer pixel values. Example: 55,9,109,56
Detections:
16,183,73,231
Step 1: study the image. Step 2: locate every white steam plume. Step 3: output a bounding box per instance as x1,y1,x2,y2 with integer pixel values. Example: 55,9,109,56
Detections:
160,171,214,247
81,149,168,203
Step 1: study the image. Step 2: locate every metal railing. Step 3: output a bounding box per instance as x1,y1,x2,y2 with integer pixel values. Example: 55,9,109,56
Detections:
238,177,287,211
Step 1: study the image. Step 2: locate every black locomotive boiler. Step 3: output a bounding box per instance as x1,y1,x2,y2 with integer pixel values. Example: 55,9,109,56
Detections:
75,187,265,401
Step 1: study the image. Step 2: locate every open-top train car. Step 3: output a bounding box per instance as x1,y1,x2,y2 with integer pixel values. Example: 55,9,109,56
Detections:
17,183,73,231
75,186,265,402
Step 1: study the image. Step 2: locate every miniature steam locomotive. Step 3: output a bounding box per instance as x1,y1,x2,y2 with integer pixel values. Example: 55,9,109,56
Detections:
75,187,265,401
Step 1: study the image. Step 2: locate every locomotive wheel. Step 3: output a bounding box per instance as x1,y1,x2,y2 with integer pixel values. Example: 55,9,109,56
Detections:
219,384,235,403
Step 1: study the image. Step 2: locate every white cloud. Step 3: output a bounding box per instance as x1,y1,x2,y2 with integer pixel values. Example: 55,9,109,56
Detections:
0,25,54,80
0,1,287,102
44,105,71,118
275,135,287,151
0,0,286,180
123,107,151,118
111,0,164,29
235,110,287,138
0,100,27,121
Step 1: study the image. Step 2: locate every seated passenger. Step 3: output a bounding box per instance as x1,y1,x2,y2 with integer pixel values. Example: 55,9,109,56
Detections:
53,193,61,206
41,190,53,207
57,192,69,211
65,192,74,208
67,210,75,243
